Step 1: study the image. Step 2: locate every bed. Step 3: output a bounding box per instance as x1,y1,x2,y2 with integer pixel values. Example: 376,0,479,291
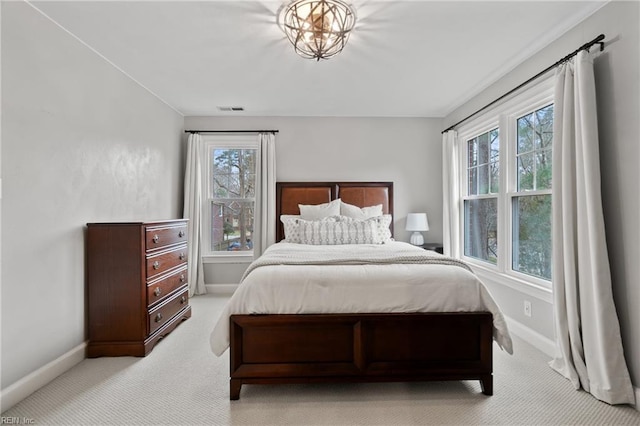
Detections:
210,181,512,400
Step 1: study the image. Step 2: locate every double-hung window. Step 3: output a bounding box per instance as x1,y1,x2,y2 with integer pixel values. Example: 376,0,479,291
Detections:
459,79,554,289
464,127,500,264
201,135,259,259
511,104,553,280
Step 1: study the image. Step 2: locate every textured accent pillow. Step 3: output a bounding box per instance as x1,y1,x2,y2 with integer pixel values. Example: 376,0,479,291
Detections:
339,214,392,242
281,215,340,243
280,215,302,243
340,202,383,220
299,198,341,220
374,214,393,242
298,216,382,245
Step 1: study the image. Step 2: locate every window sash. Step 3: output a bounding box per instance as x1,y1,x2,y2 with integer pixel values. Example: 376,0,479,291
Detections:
510,192,552,281
466,128,499,196
463,196,499,265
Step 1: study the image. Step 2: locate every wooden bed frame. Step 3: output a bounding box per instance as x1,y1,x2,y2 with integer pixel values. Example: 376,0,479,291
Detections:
229,182,493,400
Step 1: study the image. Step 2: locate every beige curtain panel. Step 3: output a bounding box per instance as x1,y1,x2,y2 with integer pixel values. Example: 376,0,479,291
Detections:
549,50,634,405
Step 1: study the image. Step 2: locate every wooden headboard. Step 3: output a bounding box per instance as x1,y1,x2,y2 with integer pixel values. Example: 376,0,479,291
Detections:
275,182,394,242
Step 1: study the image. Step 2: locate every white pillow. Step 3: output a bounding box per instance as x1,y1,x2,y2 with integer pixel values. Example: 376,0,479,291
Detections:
280,215,302,243
374,214,393,242
340,202,383,220
338,214,392,242
299,198,341,220
298,216,382,245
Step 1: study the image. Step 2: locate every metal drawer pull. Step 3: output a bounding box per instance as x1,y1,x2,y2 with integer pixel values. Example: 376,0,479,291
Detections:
155,312,163,322
154,287,162,297
181,296,187,304
179,275,185,282
153,261,160,270
179,253,186,260
179,230,185,238
152,234,159,243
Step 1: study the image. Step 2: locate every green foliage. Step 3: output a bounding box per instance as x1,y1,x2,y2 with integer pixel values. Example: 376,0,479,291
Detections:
223,220,234,237
514,195,552,280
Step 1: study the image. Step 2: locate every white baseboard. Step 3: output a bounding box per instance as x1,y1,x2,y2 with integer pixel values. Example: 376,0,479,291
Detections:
0,342,86,412
205,283,238,295
503,315,556,358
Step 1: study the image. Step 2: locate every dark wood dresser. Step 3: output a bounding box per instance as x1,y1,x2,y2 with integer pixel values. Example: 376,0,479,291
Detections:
86,220,192,357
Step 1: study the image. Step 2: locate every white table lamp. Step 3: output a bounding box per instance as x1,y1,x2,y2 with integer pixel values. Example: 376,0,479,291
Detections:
406,213,429,245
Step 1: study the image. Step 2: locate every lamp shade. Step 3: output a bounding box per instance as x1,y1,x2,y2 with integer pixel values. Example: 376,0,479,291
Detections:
405,213,429,232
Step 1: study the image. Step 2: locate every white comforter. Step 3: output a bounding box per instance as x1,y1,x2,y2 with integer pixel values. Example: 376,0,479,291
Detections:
210,241,513,356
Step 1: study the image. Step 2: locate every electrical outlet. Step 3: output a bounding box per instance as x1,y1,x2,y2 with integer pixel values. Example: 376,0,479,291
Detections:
524,300,532,317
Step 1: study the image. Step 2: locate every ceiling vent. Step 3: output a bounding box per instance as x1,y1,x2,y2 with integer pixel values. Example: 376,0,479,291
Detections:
217,106,245,112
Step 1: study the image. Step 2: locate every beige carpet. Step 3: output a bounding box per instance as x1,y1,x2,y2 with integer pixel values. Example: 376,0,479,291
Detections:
3,293,639,425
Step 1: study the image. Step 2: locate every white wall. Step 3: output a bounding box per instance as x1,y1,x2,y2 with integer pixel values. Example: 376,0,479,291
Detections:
185,116,443,284
1,2,184,391
444,1,640,389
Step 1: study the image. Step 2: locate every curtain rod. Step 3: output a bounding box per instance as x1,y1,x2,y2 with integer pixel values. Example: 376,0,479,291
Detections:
184,130,279,134
441,33,605,134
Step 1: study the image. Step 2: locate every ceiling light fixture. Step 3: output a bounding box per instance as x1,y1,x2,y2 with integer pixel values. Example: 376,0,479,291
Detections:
279,0,356,61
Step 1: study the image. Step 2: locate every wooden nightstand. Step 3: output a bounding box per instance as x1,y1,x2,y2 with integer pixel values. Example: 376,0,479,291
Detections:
420,243,444,254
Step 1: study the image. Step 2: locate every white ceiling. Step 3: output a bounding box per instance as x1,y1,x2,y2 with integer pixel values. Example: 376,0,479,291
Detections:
30,0,607,117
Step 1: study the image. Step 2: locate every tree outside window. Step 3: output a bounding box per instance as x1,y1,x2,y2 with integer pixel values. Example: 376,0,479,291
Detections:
209,148,257,252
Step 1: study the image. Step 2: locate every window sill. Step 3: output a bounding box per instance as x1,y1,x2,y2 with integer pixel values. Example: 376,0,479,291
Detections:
203,254,254,264
467,262,553,303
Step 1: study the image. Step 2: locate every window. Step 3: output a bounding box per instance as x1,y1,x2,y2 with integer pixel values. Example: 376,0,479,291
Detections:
512,105,553,280
464,128,499,264
459,80,554,288
202,136,259,257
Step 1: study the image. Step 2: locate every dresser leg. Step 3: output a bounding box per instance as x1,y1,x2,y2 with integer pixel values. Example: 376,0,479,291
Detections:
230,379,242,400
480,374,493,396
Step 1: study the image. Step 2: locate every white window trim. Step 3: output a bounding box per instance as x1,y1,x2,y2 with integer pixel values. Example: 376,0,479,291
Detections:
473,263,553,304
457,75,554,294
203,254,254,264
201,135,260,263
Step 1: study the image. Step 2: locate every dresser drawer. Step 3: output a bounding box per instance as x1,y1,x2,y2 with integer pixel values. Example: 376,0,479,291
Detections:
146,223,188,252
147,267,188,308
146,245,188,280
148,288,189,335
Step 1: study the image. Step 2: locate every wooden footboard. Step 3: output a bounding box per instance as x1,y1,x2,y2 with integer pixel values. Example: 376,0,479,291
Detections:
229,312,493,400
